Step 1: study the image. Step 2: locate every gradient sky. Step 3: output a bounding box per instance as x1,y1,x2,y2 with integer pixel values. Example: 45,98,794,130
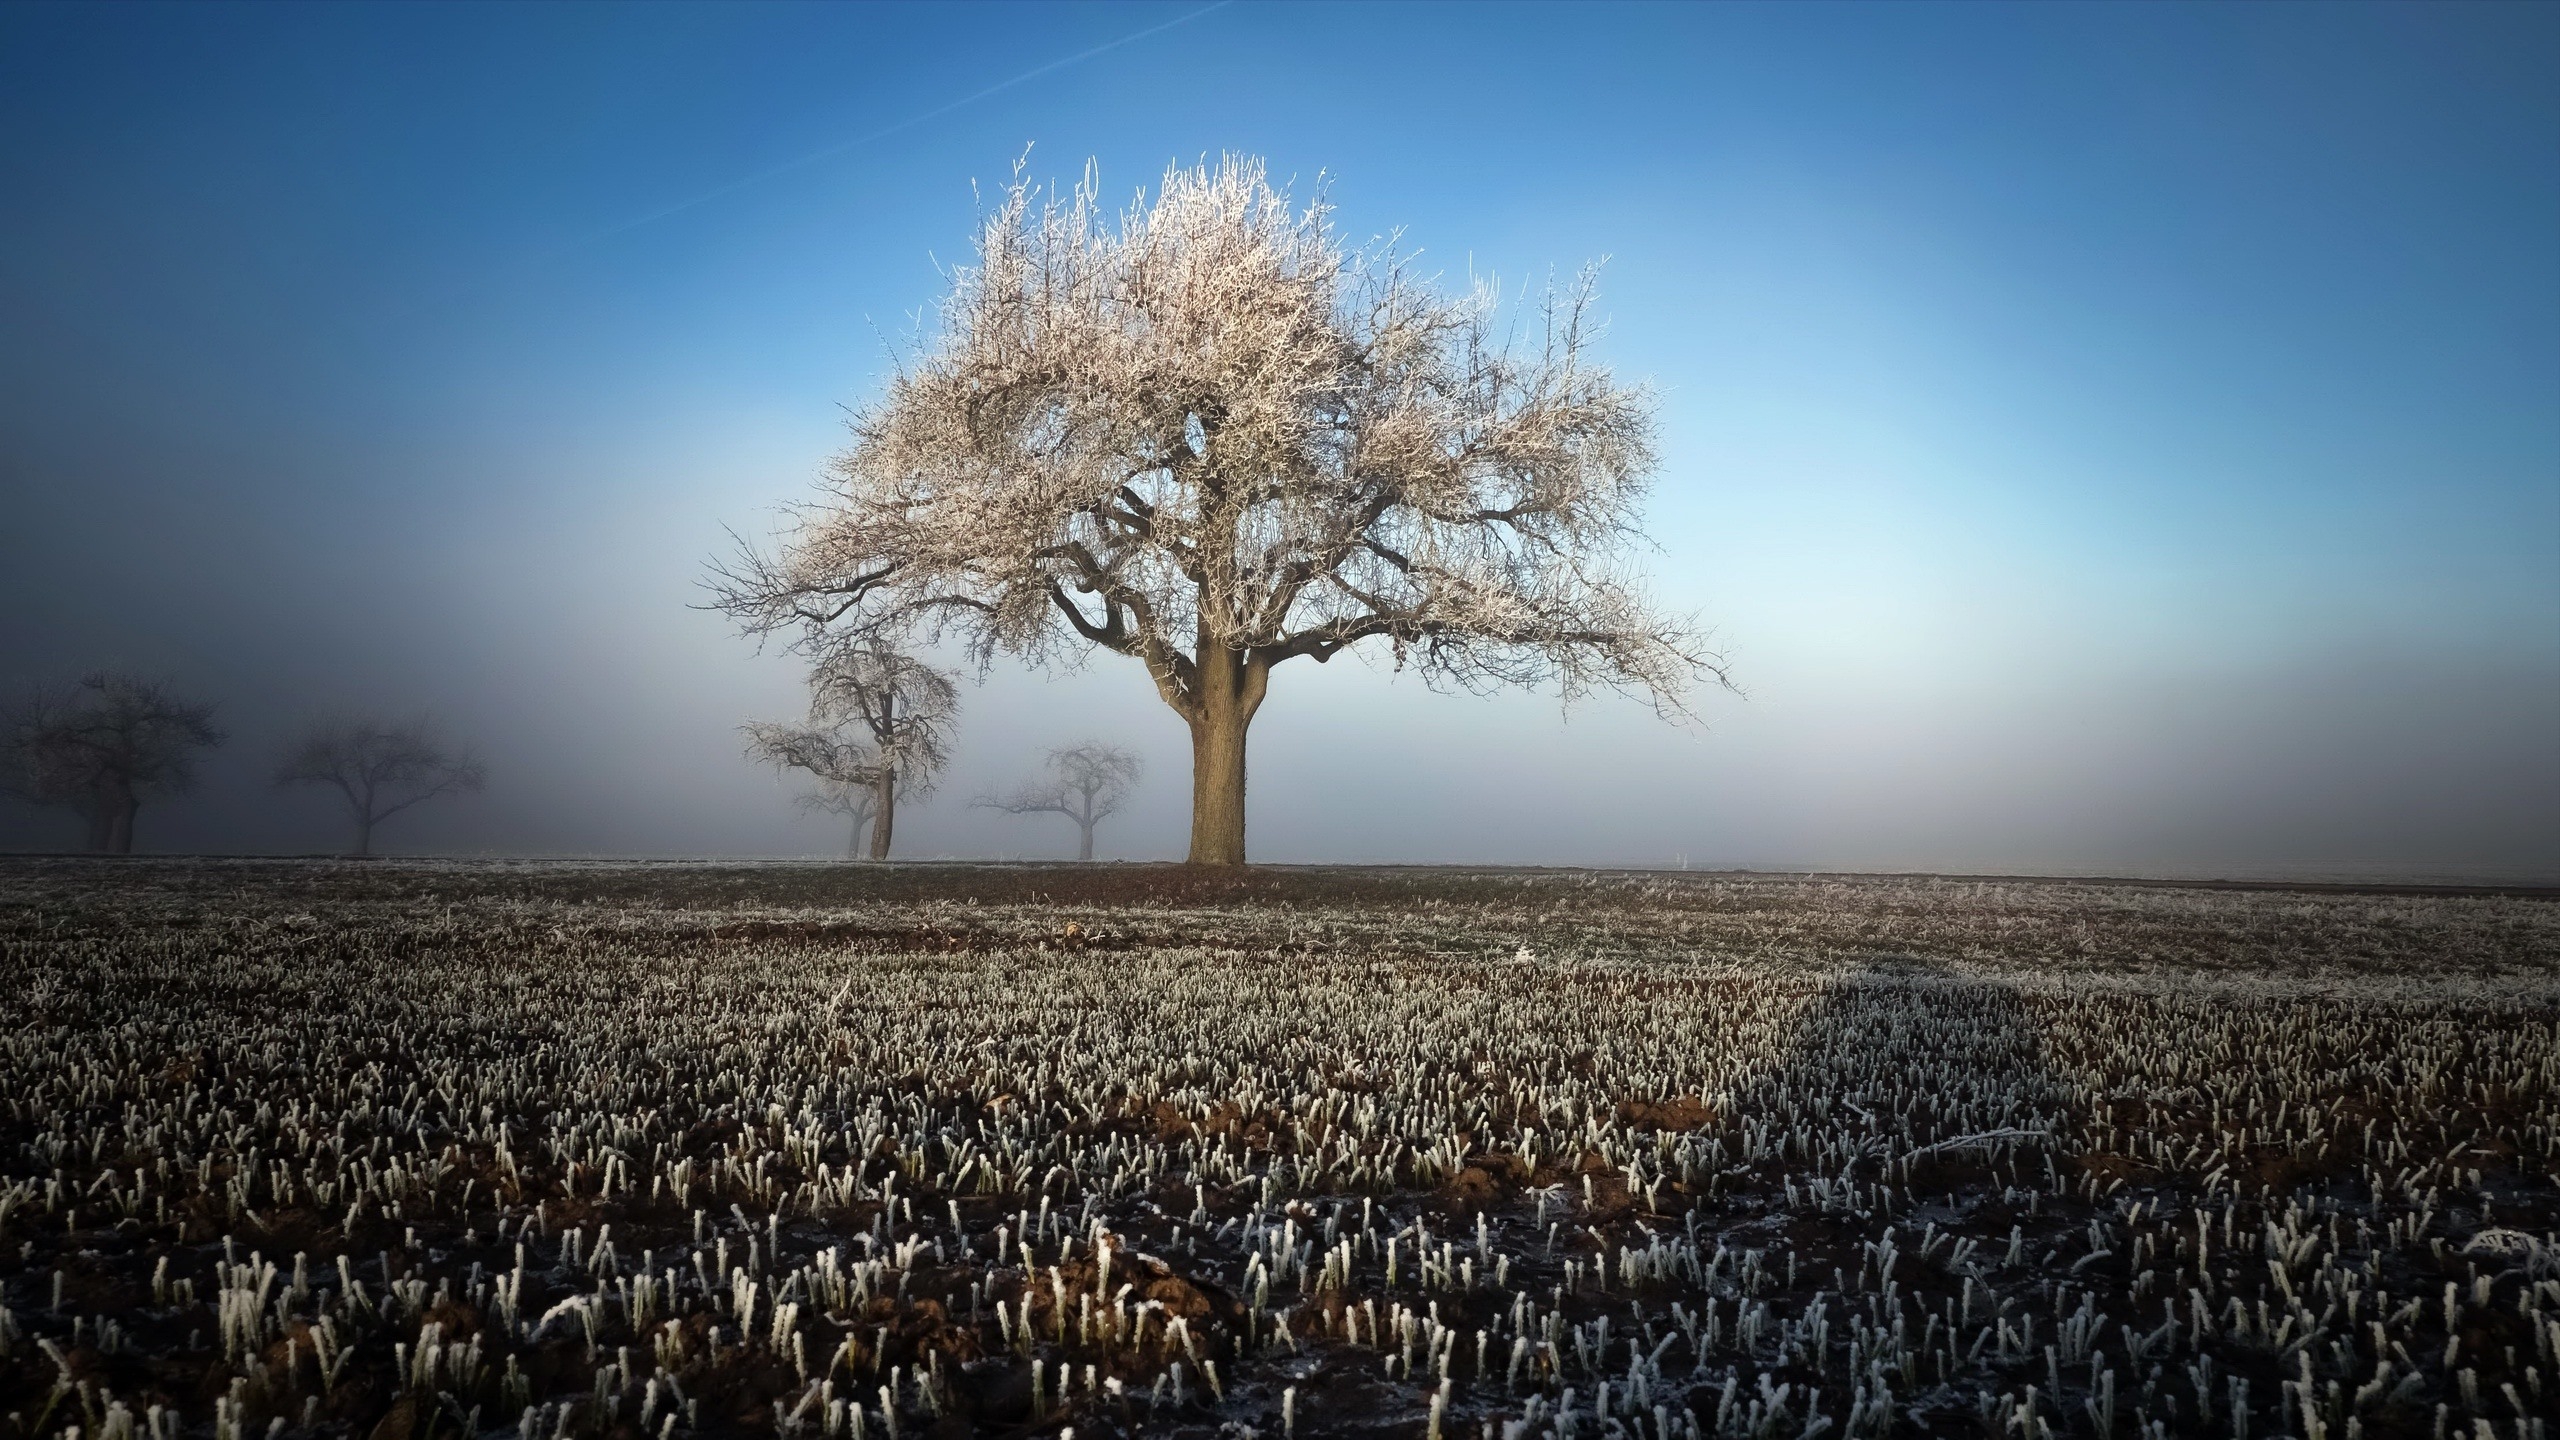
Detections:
2,1,2554,878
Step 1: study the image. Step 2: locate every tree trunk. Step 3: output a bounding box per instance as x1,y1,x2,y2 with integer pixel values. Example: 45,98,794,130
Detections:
1183,643,1264,866
84,798,115,853
847,812,864,860
109,797,138,855
353,811,374,858
869,769,896,860
1077,821,1095,863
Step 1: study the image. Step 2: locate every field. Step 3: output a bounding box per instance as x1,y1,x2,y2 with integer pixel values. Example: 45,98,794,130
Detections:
1,860,2556,1440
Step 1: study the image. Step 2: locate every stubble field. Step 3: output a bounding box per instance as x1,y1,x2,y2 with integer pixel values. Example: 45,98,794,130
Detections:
1,859,2555,1440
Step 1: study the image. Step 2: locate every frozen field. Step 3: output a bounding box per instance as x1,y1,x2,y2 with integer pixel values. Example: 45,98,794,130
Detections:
1,859,2555,1439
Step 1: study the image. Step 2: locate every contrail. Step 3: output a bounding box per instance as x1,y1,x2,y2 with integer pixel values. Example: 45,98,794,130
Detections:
583,2,1231,243
384,2,1228,316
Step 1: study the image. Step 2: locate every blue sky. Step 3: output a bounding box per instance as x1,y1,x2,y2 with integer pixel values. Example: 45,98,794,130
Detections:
2,1,2554,876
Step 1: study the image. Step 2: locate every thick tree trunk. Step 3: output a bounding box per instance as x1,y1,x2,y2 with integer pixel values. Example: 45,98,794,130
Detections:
1186,713,1247,864
109,798,138,855
1077,822,1095,863
1183,642,1264,866
869,769,896,860
353,812,374,858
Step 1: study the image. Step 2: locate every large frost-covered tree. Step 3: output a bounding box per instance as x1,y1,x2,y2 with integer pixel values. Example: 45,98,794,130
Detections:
716,156,1720,865
743,643,955,860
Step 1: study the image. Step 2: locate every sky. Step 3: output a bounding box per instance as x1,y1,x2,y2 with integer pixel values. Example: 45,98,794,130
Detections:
1,1,2554,880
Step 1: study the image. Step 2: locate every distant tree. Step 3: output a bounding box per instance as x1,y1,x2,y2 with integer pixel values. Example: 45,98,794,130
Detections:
712,155,1723,866
273,716,486,856
0,671,224,853
794,777,880,860
977,742,1142,861
744,643,956,859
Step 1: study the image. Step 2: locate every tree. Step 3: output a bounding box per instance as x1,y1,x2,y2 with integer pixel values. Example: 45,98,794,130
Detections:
977,742,1142,861
713,155,1723,866
794,778,880,861
0,671,224,853
743,723,886,858
273,716,486,856
743,642,956,859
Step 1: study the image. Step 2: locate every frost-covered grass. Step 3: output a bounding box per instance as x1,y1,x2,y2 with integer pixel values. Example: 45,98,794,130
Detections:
0,859,2554,1439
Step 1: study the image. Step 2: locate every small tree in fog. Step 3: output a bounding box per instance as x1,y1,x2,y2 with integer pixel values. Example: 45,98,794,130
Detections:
744,642,956,859
274,717,485,856
0,672,224,853
978,742,1141,861
795,778,880,860
713,156,1722,866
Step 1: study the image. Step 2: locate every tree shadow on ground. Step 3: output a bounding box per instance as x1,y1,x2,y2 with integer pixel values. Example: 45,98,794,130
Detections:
1755,956,2071,1177
1713,958,2091,1435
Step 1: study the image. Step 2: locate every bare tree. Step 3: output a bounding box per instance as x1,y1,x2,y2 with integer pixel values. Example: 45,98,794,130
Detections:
744,642,956,859
0,672,224,853
714,156,1724,865
794,778,880,860
977,742,1142,861
273,716,486,856
743,722,885,857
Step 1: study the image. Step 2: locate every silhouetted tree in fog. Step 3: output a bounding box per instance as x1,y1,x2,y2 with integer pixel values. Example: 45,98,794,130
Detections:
273,717,486,856
744,643,955,859
1,672,224,853
794,778,880,860
978,742,1141,861
714,155,1722,865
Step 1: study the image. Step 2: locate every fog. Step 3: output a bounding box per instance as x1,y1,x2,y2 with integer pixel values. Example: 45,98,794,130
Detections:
3,3,2554,881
